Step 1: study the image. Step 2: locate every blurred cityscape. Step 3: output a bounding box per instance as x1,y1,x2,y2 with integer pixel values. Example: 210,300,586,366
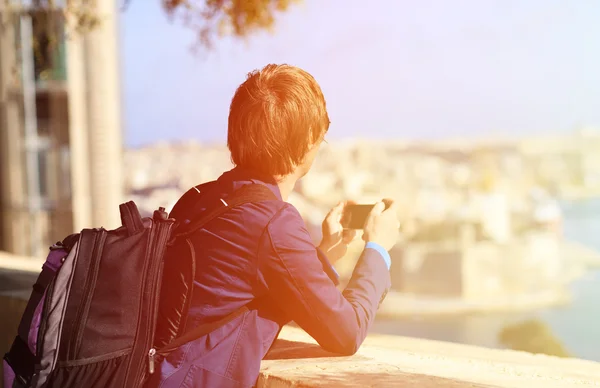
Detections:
124,132,600,310
1,0,600,367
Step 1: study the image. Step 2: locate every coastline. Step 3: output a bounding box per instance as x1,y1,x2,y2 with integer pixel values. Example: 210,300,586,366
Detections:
369,198,600,362
377,288,572,319
373,237,600,319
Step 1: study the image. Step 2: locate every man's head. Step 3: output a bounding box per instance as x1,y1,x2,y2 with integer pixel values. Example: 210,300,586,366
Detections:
227,64,330,179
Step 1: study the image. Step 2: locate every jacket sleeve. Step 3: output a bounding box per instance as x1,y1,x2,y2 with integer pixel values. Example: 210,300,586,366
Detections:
257,204,391,355
315,246,340,286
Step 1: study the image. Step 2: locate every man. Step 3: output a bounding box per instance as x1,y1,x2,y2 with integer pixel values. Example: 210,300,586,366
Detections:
149,64,400,387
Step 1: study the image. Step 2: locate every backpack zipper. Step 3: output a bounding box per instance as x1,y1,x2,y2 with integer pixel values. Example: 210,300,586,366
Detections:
144,221,172,376
148,348,156,374
126,218,173,385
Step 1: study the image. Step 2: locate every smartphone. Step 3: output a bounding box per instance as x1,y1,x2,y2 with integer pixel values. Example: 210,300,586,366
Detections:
341,204,375,230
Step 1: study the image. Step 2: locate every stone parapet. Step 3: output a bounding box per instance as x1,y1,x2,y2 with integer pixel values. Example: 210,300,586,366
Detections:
259,326,600,387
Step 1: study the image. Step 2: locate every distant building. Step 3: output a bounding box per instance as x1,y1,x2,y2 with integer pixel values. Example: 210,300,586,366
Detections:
389,235,565,300
0,1,123,257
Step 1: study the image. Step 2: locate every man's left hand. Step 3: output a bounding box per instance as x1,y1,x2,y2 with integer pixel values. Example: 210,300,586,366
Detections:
319,202,357,264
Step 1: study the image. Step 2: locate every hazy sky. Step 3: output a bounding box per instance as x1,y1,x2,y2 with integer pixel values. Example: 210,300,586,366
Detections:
120,0,600,147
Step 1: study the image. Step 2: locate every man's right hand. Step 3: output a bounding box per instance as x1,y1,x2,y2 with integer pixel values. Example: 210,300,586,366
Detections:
362,199,400,251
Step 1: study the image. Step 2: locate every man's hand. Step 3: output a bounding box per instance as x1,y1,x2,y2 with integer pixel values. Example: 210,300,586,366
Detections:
362,199,401,251
318,202,357,264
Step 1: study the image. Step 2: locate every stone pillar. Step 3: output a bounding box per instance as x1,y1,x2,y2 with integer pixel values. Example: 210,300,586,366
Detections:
65,23,92,232
82,0,124,229
0,10,28,255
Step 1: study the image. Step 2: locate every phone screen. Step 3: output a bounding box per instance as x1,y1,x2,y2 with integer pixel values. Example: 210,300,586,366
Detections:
341,204,375,230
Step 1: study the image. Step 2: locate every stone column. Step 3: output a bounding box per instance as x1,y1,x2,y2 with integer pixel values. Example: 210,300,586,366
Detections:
82,0,124,229
65,22,92,232
0,10,28,255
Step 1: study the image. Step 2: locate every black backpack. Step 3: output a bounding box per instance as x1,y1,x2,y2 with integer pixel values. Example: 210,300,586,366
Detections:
3,183,276,388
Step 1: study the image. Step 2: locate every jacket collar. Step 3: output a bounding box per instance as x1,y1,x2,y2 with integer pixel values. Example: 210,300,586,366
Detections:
218,166,283,202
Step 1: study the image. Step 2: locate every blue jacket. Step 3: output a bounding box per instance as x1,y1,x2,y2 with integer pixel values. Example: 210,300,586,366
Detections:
146,167,391,388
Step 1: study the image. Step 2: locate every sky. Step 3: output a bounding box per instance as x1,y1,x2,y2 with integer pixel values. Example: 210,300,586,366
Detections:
119,0,600,147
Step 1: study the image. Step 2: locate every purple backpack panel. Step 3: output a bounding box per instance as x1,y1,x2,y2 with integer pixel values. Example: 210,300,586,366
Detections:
3,245,68,388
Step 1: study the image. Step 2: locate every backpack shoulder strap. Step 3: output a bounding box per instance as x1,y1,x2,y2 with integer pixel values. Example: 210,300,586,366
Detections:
157,305,249,356
169,181,217,222
157,183,278,356
171,183,277,241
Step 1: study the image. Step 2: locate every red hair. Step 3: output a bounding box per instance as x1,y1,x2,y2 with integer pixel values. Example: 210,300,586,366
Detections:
227,64,329,176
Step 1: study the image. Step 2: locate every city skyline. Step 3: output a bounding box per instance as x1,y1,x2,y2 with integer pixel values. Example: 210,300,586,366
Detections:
121,0,600,147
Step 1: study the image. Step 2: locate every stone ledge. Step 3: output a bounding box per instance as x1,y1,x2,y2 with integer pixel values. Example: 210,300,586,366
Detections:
0,251,44,273
259,326,600,387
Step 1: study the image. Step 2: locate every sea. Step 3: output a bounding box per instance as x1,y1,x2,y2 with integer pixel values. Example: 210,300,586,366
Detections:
371,198,600,362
